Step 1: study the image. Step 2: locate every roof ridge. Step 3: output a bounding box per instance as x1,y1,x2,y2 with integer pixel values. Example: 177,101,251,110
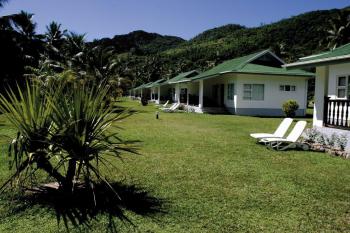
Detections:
235,49,270,70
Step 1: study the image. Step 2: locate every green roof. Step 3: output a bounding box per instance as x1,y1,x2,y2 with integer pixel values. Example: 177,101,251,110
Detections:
239,64,314,76
133,82,153,90
148,78,166,87
301,43,350,61
133,84,146,90
191,50,313,81
191,51,263,81
285,43,350,68
163,70,199,85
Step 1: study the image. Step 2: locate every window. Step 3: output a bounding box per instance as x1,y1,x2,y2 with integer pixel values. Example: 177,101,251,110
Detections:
227,83,234,100
336,76,349,99
243,84,264,100
280,85,296,92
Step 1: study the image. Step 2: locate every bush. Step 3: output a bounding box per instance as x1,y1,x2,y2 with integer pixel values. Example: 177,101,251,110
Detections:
0,80,137,194
282,99,299,117
141,98,148,106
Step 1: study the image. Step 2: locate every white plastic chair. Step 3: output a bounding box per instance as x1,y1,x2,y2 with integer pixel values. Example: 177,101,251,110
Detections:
160,102,175,110
250,118,293,140
161,100,169,108
162,103,180,112
261,121,307,151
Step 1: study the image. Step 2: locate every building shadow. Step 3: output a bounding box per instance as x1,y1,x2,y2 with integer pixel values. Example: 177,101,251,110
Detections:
11,182,166,232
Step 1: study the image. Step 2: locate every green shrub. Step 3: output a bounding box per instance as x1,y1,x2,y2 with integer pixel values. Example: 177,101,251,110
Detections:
141,97,148,106
282,99,299,117
0,80,137,194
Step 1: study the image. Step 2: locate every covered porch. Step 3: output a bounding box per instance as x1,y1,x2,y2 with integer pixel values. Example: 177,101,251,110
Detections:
307,66,350,130
186,77,230,113
284,44,350,131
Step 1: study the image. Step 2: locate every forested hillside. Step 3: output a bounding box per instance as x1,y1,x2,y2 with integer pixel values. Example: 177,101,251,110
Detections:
0,5,349,93
96,7,346,88
90,30,185,55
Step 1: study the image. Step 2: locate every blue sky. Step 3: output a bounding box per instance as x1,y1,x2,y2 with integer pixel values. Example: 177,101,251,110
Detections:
0,0,349,41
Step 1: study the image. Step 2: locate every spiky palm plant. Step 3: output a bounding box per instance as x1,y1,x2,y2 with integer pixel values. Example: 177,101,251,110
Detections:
0,82,65,190
49,81,137,193
0,80,137,194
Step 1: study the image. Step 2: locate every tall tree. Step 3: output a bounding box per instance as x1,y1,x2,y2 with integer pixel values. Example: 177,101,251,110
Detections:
326,8,350,49
0,0,8,8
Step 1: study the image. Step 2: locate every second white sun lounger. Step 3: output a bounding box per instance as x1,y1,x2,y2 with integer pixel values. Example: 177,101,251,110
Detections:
160,102,175,110
250,118,293,140
162,102,180,112
262,120,307,151
159,100,169,108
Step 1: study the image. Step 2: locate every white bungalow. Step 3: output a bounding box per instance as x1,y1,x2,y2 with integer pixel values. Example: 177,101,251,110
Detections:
148,70,200,105
285,43,350,132
132,50,314,116
187,50,314,115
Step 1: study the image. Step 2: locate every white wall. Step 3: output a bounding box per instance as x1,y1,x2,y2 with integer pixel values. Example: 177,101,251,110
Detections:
328,62,350,99
313,66,329,127
235,73,308,114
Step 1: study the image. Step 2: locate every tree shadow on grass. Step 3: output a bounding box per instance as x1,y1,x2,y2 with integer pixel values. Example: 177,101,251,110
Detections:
12,182,166,232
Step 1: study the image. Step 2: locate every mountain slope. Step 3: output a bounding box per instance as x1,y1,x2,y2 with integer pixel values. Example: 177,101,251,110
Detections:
91,30,185,54
92,7,347,86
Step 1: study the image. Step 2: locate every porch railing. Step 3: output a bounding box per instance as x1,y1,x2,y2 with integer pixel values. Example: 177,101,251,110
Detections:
324,97,350,130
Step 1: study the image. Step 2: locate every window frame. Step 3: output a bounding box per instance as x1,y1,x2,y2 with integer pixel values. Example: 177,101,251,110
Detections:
243,84,264,101
279,85,296,92
227,83,235,100
336,75,349,99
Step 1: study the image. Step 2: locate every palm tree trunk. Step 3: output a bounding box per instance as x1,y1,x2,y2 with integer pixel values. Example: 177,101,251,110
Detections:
36,154,66,186
64,159,77,193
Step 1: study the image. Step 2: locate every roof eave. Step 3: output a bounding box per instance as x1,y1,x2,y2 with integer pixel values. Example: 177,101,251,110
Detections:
284,55,350,69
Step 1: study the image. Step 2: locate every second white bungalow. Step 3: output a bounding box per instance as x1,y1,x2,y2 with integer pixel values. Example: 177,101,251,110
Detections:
148,70,200,104
186,50,314,116
132,50,314,116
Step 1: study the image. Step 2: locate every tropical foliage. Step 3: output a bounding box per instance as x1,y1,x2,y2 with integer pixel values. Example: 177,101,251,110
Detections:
0,79,136,194
326,8,350,49
282,99,300,117
0,6,350,97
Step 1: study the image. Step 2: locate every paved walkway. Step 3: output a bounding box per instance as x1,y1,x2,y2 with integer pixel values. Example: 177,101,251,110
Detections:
315,127,350,152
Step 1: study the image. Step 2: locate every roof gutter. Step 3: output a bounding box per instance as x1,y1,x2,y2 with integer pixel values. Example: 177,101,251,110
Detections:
283,54,350,69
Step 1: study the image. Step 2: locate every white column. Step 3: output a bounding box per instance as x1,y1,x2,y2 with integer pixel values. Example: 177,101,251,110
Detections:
150,88,153,100
186,89,189,106
157,86,161,104
175,84,180,103
313,66,329,127
199,80,204,109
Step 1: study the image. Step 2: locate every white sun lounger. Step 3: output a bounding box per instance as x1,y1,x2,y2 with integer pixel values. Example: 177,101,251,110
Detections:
162,102,180,112
261,121,307,151
160,100,169,108
160,102,176,110
250,118,293,140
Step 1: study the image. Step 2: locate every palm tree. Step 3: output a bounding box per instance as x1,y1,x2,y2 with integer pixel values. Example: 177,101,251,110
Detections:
326,8,350,49
0,80,137,194
45,21,66,49
11,11,37,39
64,32,86,69
84,46,118,82
44,21,67,62
0,0,8,8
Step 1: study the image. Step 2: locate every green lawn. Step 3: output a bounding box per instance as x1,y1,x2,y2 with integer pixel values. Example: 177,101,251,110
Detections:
1,99,350,232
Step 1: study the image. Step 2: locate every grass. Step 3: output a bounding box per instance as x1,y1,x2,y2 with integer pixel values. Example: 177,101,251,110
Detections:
1,99,350,232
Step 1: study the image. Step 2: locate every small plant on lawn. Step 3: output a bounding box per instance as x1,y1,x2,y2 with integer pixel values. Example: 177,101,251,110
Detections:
302,128,320,143
141,97,148,106
0,80,137,195
282,99,299,117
